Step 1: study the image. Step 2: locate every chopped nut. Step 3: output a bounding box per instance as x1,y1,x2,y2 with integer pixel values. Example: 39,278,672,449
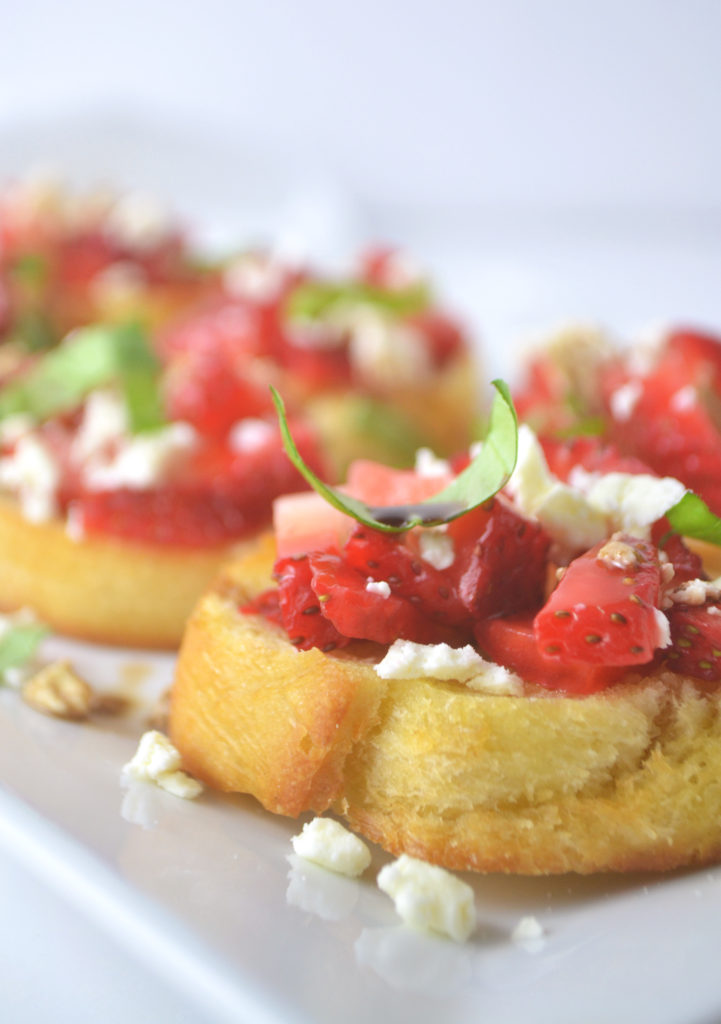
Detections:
90,692,131,716
21,661,93,720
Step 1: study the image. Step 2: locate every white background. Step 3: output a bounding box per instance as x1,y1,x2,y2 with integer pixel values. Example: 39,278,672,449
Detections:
0,3,720,1022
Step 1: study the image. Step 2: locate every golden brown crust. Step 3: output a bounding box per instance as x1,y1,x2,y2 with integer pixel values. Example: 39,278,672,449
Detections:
0,495,243,648
170,536,721,874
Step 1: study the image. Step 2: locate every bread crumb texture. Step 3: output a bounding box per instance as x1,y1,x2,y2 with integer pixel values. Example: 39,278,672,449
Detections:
170,536,721,874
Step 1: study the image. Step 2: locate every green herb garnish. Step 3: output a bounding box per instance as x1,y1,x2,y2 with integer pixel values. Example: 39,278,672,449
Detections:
272,380,518,532
0,622,48,677
287,279,430,322
0,322,166,434
667,491,721,547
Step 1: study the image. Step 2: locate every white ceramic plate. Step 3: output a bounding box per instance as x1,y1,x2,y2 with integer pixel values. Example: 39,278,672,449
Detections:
0,633,720,1024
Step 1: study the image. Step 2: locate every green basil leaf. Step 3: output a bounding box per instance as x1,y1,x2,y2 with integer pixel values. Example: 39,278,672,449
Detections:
0,322,166,434
0,622,48,675
10,252,49,290
272,380,518,533
287,279,430,322
666,491,721,547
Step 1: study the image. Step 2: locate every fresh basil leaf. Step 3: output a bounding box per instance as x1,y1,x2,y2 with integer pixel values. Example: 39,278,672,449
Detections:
667,491,721,547
0,622,48,675
0,322,165,434
11,309,57,352
272,380,518,533
287,279,430,322
10,252,49,290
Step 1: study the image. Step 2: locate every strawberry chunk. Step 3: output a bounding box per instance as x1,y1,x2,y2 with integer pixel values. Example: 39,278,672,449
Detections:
535,534,664,667
271,555,348,651
664,603,721,683
447,496,550,619
308,550,459,646
475,613,627,694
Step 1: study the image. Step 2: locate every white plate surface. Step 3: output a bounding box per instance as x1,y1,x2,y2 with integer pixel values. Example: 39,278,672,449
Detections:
0,634,721,1024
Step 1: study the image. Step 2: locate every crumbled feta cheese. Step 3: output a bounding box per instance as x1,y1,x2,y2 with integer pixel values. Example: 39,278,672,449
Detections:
348,311,431,388
609,380,642,421
511,915,546,949
228,418,275,454
223,253,286,303
377,854,475,942
122,730,203,799
662,577,721,609
291,818,371,877
587,473,687,538
105,191,172,250
71,389,128,464
375,639,523,695
0,434,60,521
366,579,391,598
653,608,671,649
414,447,451,478
596,536,640,570
505,425,606,554
418,528,455,570
83,422,197,490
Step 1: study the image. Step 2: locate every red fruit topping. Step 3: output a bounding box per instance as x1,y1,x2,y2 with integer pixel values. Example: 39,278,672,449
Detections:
535,535,664,667
447,496,550,619
475,613,627,695
664,603,721,683
271,556,347,651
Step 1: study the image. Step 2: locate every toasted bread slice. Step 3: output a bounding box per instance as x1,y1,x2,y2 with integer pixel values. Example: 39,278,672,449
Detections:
170,535,721,874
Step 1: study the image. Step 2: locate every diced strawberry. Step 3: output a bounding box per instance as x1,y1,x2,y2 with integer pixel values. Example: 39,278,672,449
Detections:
604,330,721,515
650,518,706,586
535,535,664,666
447,496,551,619
406,310,464,365
343,527,470,629
308,550,459,646
271,555,348,651
475,613,628,694
273,491,352,560
663,603,721,683
164,350,273,438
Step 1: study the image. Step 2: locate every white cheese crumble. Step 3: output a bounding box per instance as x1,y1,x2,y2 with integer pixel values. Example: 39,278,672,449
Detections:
662,577,721,609
223,253,286,303
609,380,642,422
414,447,451,478
375,639,523,696
83,422,197,491
653,607,672,649
505,425,606,555
0,434,60,522
348,311,432,388
122,730,203,799
105,191,172,250
366,579,391,598
511,915,546,949
418,528,455,570
377,854,475,942
586,472,686,539
228,418,275,454
291,818,371,877
71,389,128,464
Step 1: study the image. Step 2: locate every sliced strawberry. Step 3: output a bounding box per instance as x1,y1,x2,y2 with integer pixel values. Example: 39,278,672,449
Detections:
343,527,470,629
664,603,721,683
447,496,550,619
475,613,627,694
164,351,273,438
308,550,458,646
651,518,706,586
535,535,664,666
271,555,348,651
